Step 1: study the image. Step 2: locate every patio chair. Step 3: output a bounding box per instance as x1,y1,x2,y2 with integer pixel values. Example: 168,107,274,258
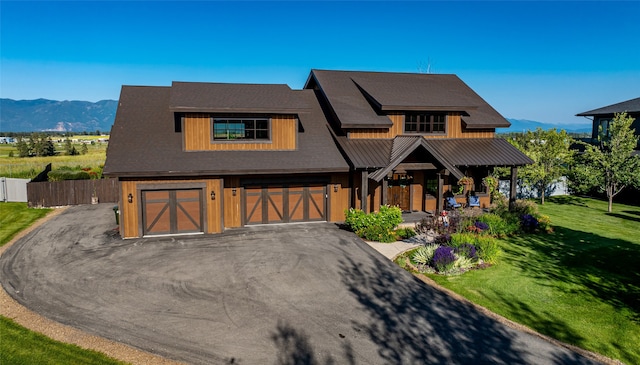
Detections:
468,195,480,208
446,196,462,209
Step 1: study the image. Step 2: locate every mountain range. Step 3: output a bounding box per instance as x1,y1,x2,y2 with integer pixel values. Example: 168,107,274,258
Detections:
0,98,592,134
0,98,118,132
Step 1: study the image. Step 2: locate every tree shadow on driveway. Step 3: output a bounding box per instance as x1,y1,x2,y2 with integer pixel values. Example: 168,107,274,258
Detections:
337,251,601,365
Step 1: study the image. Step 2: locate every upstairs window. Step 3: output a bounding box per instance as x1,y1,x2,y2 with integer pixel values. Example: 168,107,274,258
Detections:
404,113,446,134
212,118,270,141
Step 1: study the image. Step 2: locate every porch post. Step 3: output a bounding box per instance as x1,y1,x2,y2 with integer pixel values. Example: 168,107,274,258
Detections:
361,170,368,213
509,166,517,211
436,173,444,213
381,177,388,206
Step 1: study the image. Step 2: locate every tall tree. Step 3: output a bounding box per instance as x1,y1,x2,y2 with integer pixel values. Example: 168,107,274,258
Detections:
578,112,640,212
15,136,30,157
506,128,575,204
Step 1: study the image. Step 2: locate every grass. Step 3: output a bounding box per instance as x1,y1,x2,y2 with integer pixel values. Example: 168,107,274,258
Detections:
0,202,128,365
0,202,51,246
0,316,127,365
426,196,640,365
0,140,107,179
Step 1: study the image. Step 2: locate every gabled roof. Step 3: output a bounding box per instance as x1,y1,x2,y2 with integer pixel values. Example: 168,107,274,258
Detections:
335,136,533,182
306,70,510,129
576,97,640,116
169,82,309,114
103,85,349,177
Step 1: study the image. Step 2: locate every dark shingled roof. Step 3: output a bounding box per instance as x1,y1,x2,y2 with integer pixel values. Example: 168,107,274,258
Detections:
307,70,510,129
576,97,640,116
335,136,532,182
103,85,349,177
169,82,309,114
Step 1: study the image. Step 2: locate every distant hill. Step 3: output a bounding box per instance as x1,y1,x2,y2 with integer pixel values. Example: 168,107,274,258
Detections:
0,98,117,132
0,98,593,135
504,118,592,134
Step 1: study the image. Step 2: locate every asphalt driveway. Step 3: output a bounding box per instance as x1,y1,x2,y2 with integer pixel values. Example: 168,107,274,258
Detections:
1,204,602,365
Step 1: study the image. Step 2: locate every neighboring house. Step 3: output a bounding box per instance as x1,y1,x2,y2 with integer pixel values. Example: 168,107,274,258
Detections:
103,70,532,238
576,97,640,148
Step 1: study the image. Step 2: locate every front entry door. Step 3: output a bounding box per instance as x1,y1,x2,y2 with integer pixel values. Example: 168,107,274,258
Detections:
388,173,411,211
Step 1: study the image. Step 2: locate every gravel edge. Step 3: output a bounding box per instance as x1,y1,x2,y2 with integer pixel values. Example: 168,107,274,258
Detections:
0,207,185,365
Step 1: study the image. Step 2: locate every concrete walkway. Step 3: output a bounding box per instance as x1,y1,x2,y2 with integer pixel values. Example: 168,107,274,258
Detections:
362,238,422,260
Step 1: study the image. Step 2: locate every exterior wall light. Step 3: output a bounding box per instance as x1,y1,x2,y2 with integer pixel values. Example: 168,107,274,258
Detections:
334,184,339,192
232,188,237,196
127,193,133,203
210,191,215,200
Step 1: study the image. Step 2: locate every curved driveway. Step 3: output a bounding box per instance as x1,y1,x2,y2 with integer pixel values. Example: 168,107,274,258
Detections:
1,204,602,365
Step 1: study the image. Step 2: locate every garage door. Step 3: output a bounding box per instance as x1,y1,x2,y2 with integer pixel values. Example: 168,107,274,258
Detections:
142,189,203,236
244,186,326,225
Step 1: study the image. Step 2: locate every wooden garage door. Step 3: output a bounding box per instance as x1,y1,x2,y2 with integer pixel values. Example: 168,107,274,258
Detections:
142,189,203,236
244,186,326,225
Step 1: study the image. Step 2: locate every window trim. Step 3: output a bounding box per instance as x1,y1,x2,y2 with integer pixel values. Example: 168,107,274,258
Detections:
403,112,448,135
210,117,272,143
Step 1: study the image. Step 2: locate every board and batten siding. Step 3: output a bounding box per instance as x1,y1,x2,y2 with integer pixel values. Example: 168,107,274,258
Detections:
119,178,223,238
347,113,495,139
183,114,298,151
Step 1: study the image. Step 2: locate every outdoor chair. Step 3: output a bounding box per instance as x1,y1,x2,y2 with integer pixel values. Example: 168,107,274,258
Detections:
468,195,480,208
446,196,462,209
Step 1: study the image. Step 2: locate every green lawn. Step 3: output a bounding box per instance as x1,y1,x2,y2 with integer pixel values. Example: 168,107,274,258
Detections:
428,196,640,365
0,202,128,365
0,202,51,246
0,316,127,365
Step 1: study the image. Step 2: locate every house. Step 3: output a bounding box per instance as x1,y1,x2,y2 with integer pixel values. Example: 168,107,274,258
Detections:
103,70,532,238
576,97,640,148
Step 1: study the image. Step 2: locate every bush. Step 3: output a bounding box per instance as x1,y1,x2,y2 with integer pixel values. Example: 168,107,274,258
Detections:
412,244,439,265
449,232,476,248
395,227,416,240
520,214,539,233
432,246,457,273
344,205,403,242
476,213,518,237
511,199,539,217
455,243,477,260
47,169,91,182
475,236,501,264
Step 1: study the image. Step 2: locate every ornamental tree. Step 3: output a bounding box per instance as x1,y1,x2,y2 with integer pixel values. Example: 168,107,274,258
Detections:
507,128,575,204
578,112,640,212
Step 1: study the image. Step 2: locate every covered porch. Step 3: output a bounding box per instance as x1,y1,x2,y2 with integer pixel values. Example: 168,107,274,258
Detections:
338,136,533,215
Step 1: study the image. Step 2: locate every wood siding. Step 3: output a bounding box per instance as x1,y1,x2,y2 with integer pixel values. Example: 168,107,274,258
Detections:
329,174,350,222
347,113,495,139
183,114,298,151
223,177,242,228
411,171,424,211
119,178,223,239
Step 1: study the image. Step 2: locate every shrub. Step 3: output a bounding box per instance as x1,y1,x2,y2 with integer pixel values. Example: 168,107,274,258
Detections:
455,243,477,260
449,232,476,248
475,236,501,264
412,244,439,265
395,227,416,240
432,246,456,273
433,233,451,245
453,255,475,271
520,214,539,233
537,214,553,233
344,205,403,242
474,221,489,232
476,213,519,237
47,169,91,182
511,199,539,217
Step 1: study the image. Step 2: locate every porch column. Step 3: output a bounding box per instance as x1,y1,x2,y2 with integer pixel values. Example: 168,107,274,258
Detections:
361,170,368,213
509,166,518,211
381,177,388,206
436,173,444,213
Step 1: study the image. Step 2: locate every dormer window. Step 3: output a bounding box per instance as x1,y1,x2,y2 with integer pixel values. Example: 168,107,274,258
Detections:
212,118,270,141
404,113,446,134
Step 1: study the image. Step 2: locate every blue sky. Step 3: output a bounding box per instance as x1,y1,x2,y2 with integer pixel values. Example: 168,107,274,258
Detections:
1,1,639,126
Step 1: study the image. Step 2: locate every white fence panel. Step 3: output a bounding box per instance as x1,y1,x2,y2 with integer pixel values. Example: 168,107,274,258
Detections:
1,177,30,202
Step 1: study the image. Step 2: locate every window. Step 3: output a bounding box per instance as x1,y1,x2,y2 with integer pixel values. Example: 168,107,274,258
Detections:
404,113,446,134
212,118,270,141
597,118,612,138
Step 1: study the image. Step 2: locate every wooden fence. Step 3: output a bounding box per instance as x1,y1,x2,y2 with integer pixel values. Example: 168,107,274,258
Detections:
27,178,119,207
